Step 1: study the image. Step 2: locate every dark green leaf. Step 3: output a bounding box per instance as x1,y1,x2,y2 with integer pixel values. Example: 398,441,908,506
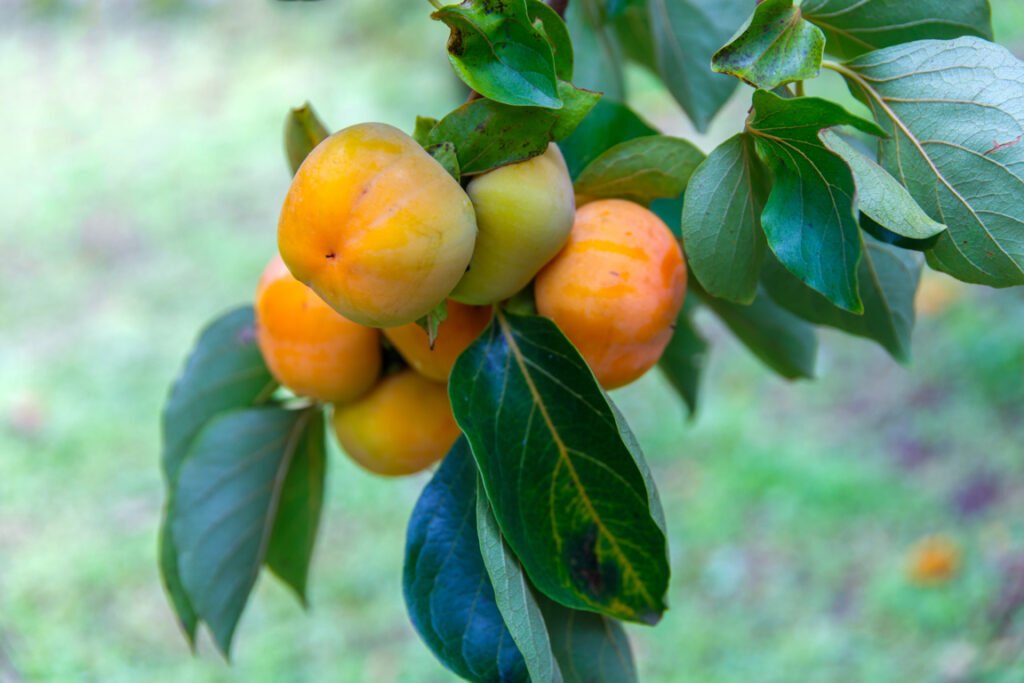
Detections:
820,130,945,241
412,115,440,146
647,0,749,131
528,0,574,81
802,0,992,60
171,406,320,656
574,135,705,204
284,102,329,175
610,1,657,73
537,593,638,683
403,437,528,682
747,90,884,312
449,311,669,624
264,409,326,604
696,283,817,379
658,298,708,418
427,81,599,175
681,133,771,304
434,0,562,109
159,520,198,647
162,306,276,484
836,38,1024,287
711,0,825,90
649,195,684,239
559,99,658,179
762,235,922,362
477,482,563,683
425,141,461,182
565,0,626,100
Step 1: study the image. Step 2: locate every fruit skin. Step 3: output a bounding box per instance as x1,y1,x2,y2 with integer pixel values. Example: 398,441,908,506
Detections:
383,301,492,382
450,144,575,305
332,370,461,476
255,255,382,403
278,122,477,328
534,199,687,390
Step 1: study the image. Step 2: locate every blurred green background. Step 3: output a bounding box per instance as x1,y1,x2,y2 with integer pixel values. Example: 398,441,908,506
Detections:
2,1,1024,681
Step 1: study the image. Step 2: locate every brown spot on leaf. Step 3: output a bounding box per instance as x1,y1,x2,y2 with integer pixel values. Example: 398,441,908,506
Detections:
566,523,620,602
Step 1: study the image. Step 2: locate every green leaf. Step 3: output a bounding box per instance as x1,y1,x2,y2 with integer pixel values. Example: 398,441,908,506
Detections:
450,311,669,624
860,214,941,253
403,437,528,682
658,298,708,418
802,0,992,60
476,481,564,683
161,306,276,484
820,130,946,241
835,37,1024,287
711,0,825,90
681,133,771,304
158,520,198,648
528,0,574,81
565,0,626,100
573,135,705,204
284,102,329,175
434,0,562,109
696,283,817,380
412,115,440,146
647,0,749,131
171,406,320,656
559,99,657,179
424,141,461,182
537,593,638,683
426,81,599,175
762,236,922,362
264,409,326,604
747,90,884,312
159,306,276,646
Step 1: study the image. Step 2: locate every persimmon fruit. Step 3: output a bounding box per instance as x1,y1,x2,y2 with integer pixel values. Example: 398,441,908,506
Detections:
331,370,461,476
383,301,493,383
255,255,381,403
534,199,687,390
451,144,575,305
278,122,477,328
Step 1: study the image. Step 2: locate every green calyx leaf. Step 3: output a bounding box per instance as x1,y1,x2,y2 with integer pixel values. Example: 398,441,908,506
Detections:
647,0,750,132
712,0,825,91
415,300,450,349
681,133,771,305
820,130,945,241
171,406,325,657
747,89,884,313
412,115,440,146
802,0,992,60
762,235,923,363
449,310,670,624
284,102,329,175
424,141,461,182
573,135,705,204
424,81,599,175
832,37,1024,287
433,0,562,109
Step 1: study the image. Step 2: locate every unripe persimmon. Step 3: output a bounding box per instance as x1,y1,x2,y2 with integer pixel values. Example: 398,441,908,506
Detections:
255,255,382,403
383,301,492,382
332,370,461,476
450,144,575,305
534,199,686,390
278,122,477,328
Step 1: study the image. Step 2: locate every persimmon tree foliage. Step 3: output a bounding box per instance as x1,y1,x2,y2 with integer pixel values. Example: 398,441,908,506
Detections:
159,0,1024,679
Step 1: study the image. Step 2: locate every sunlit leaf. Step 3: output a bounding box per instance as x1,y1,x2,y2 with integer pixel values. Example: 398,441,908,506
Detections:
560,99,657,179
574,135,705,204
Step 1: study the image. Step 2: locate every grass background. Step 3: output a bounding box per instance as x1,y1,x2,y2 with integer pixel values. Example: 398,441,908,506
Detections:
1,1,1023,681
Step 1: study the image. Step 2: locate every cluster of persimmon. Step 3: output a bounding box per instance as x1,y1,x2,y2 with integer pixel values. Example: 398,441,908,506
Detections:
255,123,687,476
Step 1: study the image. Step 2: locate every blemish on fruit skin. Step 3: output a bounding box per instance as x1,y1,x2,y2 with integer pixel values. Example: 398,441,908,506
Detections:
325,252,337,261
